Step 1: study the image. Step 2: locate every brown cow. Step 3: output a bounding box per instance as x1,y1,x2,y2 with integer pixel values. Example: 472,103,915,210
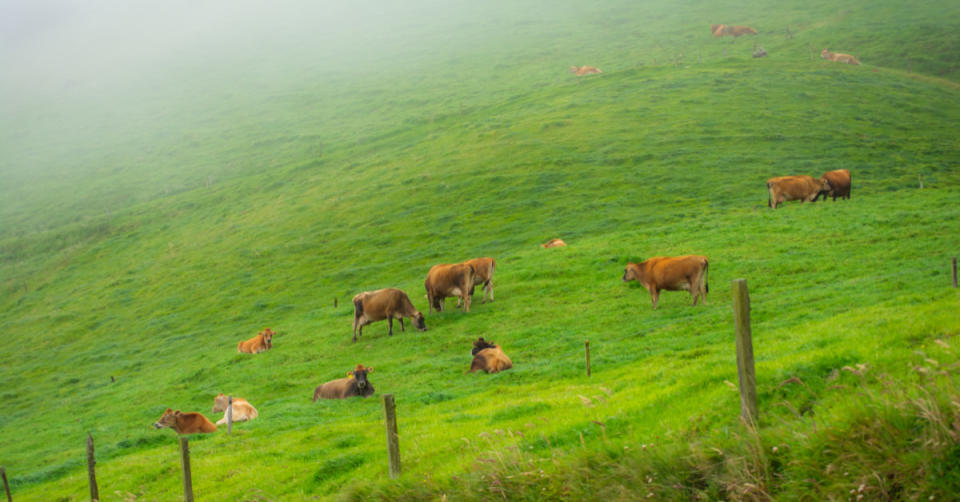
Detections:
821,49,860,65
569,65,602,76
767,175,830,209
153,408,218,434
541,238,567,248
425,263,477,313
458,257,496,306
817,169,851,201
623,255,709,310
313,364,375,400
711,24,758,38
470,338,513,374
238,328,275,354
211,394,259,425
352,288,425,342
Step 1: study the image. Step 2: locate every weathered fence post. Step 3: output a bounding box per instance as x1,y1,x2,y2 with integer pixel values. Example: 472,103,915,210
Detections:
179,437,194,502
1,466,11,502
87,433,99,502
334,297,338,308
227,396,233,435
732,279,758,423
382,394,401,478
585,340,591,377
952,257,958,289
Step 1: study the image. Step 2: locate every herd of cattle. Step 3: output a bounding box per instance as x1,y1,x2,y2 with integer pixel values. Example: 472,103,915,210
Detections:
152,24,860,434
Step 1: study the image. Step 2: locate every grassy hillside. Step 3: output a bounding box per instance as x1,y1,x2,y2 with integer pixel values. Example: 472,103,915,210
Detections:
1,0,959,500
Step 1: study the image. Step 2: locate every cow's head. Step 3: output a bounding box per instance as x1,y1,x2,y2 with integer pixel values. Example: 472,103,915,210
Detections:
623,263,639,282
349,365,374,392
820,48,830,59
260,328,275,348
212,393,228,414
413,311,427,331
819,177,833,195
472,337,497,355
154,408,180,429
569,66,579,74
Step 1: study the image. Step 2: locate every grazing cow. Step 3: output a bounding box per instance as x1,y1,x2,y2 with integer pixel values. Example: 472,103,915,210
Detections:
211,394,259,425
424,263,477,313
153,408,217,434
767,175,830,209
821,49,860,65
623,255,709,310
711,24,758,38
352,288,426,342
541,238,567,248
817,169,852,201
238,328,275,354
569,65,602,76
458,257,496,306
470,337,513,374
313,364,375,400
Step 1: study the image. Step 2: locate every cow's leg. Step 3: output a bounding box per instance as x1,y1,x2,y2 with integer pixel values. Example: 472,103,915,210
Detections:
399,317,405,332
651,289,660,310
388,317,393,336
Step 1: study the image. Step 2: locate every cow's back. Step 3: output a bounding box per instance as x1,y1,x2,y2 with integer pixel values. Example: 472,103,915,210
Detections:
178,412,217,434
464,257,495,282
648,255,707,288
768,175,821,200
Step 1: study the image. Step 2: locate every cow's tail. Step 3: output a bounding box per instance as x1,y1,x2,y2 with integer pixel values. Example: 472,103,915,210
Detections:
353,297,364,319
701,258,710,295
312,387,321,403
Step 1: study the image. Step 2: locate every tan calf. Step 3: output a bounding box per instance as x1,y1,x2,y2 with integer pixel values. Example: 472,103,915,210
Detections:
153,408,217,434
211,394,259,425
767,175,829,209
541,238,567,248
238,328,275,353
711,24,758,37
470,338,513,373
821,49,860,65
623,255,709,310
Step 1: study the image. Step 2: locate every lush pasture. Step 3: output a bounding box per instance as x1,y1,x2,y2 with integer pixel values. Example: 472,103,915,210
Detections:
1,0,959,500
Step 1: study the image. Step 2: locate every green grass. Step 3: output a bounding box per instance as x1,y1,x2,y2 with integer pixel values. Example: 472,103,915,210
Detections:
1,0,959,500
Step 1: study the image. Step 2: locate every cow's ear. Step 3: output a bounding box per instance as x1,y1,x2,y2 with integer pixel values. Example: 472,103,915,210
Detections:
366,367,373,373
174,410,182,416
165,407,172,413
347,371,354,377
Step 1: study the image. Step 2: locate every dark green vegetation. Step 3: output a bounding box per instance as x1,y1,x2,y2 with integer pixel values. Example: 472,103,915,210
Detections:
1,0,958,500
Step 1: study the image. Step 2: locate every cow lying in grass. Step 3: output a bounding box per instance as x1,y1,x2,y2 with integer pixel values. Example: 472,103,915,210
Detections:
238,328,275,353
711,24,758,38
623,255,709,309
211,394,259,425
767,175,829,209
153,408,217,434
569,65,602,76
821,49,860,65
352,288,426,342
313,364,375,400
470,338,513,373
541,238,567,248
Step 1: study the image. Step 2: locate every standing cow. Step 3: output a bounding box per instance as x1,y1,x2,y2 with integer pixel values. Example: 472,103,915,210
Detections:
457,257,496,307
352,288,425,343
767,175,829,209
425,263,477,313
623,255,709,309
816,169,851,201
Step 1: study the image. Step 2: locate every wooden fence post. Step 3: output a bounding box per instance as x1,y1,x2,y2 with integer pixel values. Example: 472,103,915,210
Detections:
585,340,591,377
382,394,401,478
87,434,99,502
179,437,194,502
732,279,758,423
227,396,233,435
334,297,338,308
1,466,11,502
952,257,957,289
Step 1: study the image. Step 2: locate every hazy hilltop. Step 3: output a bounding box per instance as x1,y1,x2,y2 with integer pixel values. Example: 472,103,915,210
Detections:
1,1,959,500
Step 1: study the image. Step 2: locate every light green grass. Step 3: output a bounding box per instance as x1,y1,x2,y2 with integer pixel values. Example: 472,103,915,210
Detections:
1,0,959,500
